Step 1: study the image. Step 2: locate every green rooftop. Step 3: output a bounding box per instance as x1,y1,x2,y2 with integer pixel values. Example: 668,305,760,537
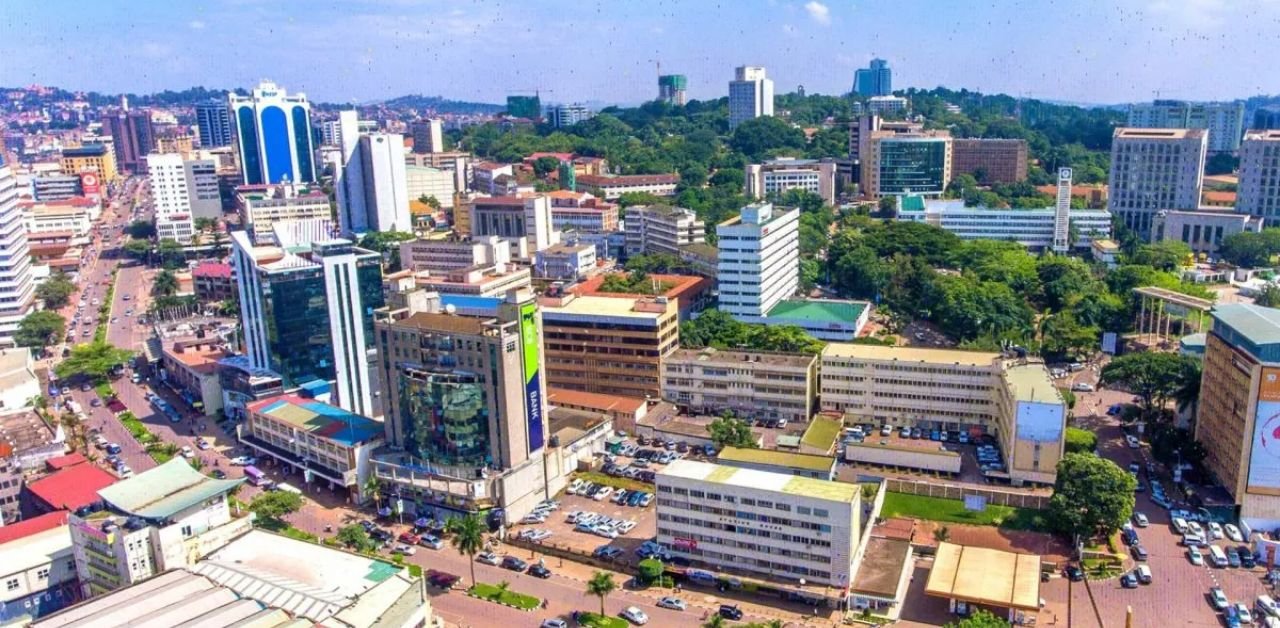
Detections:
718,446,836,472
97,458,244,520
781,476,860,503
768,299,867,324
899,195,926,212
801,416,843,452
1003,364,1063,405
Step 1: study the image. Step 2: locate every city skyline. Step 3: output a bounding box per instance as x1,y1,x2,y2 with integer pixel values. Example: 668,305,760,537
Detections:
3,0,1280,106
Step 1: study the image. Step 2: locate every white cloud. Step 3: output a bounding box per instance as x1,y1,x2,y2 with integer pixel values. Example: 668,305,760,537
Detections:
804,1,831,25
1146,0,1224,29
188,20,206,30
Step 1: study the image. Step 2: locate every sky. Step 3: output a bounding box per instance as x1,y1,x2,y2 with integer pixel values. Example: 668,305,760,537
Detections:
3,0,1280,106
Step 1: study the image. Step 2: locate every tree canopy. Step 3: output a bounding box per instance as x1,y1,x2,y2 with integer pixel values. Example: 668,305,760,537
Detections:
126,220,156,239
1100,352,1200,414
15,311,66,350
1048,453,1135,538
53,341,134,382
680,310,824,355
1219,229,1280,268
35,273,76,309
249,490,303,523
708,416,757,449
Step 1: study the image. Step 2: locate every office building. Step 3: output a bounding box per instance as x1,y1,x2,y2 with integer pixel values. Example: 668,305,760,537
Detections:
535,242,597,281
821,344,1066,485
341,133,411,235
471,195,560,253
866,95,909,116
745,158,838,204
951,138,1028,184
192,260,235,303
1193,304,1280,529
68,458,247,597
59,145,118,182
854,58,893,97
406,151,471,196
20,198,97,238
547,190,619,232
472,161,515,195
391,262,532,298
663,347,818,423
399,235,511,274
658,74,688,106
31,174,83,201
0,164,34,346
160,338,227,417
155,213,195,244
1238,130,1280,218
0,512,78,625
235,182,332,240
229,81,316,185
576,173,678,200
623,205,705,257
507,95,542,119
1108,127,1207,237
728,66,774,130
183,157,222,219
1127,100,1245,153
405,165,458,210
231,231,384,417
539,293,679,399
410,118,445,154
547,103,594,128
865,130,952,198
103,108,155,174
1255,107,1280,131
656,459,861,590
153,134,195,158
717,203,799,320
1152,208,1263,256
242,394,384,498
194,99,233,148
145,153,191,219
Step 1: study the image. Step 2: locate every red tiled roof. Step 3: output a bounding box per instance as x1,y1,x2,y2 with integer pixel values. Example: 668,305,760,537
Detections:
0,510,68,544
45,452,88,470
577,173,678,186
24,463,117,511
547,388,646,414
193,260,233,279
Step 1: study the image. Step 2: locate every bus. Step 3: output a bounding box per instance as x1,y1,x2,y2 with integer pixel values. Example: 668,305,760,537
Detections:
243,466,271,488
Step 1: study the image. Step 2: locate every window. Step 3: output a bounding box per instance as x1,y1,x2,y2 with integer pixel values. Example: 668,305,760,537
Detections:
181,525,193,538
37,568,50,580
5,578,17,591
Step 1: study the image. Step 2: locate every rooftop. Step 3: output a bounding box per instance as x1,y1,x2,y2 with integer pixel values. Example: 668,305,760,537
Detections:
1116,127,1206,140
1245,130,1280,142
44,452,88,470
24,461,116,511
1003,363,1063,405
0,406,53,458
1213,303,1280,348
97,458,243,520
822,343,1001,367
924,542,1041,611
801,415,843,452
540,294,672,321
577,173,678,185
851,536,912,599
547,387,646,415
1091,238,1120,252
716,446,836,473
669,346,816,368
192,260,233,279
247,394,384,447
0,510,68,545
392,310,489,335
659,459,859,504
768,298,867,325
61,145,107,157
0,516,71,594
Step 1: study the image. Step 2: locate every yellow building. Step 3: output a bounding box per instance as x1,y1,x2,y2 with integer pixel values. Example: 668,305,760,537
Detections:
60,144,119,182
539,293,679,399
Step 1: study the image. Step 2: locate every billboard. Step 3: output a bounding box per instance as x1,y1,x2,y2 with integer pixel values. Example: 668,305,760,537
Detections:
520,301,545,451
1248,367,1280,493
80,172,100,195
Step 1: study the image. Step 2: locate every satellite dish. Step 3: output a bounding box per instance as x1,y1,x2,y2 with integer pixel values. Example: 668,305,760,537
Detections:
445,304,457,314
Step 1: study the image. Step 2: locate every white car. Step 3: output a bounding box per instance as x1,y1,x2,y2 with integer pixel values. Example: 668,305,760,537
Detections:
657,596,686,611
477,551,501,565
1208,522,1224,540
541,621,568,628
392,543,416,556
1072,382,1095,392
617,520,638,534
1126,435,1140,449
1225,523,1244,542
1188,521,1205,537
1234,603,1253,625
566,479,585,495
1133,513,1149,528
621,606,649,625
196,438,211,450
1188,546,1204,565
180,445,194,459
593,487,614,501
229,456,256,466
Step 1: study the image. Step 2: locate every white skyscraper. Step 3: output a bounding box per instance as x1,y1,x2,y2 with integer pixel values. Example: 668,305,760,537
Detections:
1238,130,1280,219
1108,127,1207,237
316,240,377,417
228,81,315,185
335,110,411,236
716,202,799,320
147,152,196,243
728,66,774,130
1127,100,1246,153
0,161,34,345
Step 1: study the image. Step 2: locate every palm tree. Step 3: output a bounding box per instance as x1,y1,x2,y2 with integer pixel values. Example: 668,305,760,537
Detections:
446,514,486,587
702,615,726,628
363,474,382,508
152,270,179,298
586,571,616,617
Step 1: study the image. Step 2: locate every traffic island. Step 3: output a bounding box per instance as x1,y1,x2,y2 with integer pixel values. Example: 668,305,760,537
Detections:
466,582,541,611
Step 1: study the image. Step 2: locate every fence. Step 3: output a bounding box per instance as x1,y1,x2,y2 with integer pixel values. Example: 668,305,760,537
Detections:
885,478,1050,510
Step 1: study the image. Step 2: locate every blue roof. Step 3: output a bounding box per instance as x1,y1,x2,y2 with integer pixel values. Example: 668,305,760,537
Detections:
252,396,383,447
1212,303,1280,362
441,294,501,315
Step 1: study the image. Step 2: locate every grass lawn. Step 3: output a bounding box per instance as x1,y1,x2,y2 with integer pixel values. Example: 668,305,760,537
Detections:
118,412,159,445
573,470,653,493
576,613,629,628
802,416,843,451
880,492,1049,531
469,582,542,611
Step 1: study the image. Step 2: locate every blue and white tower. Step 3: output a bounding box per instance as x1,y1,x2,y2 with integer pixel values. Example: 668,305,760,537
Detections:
229,81,316,185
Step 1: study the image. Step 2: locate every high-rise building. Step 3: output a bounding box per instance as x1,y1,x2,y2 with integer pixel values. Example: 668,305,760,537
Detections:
1127,100,1245,153
470,195,561,253
623,205,705,258
410,118,445,154
658,74,688,106
0,163,34,346
853,58,893,97
716,202,799,321
195,99,233,148
1254,107,1280,131
1238,130,1280,218
728,66,774,130
103,107,155,174
951,138,1028,184
60,144,118,182
506,95,542,119
333,107,411,237
231,230,385,417
146,152,190,218
865,130,953,198
540,293,679,399
229,81,316,185
547,104,594,128
1107,127,1207,237
745,158,838,204
183,156,222,219
236,181,332,239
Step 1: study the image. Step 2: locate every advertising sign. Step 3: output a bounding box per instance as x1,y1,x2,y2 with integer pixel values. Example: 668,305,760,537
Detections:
80,172,100,195
1247,367,1280,494
520,302,545,451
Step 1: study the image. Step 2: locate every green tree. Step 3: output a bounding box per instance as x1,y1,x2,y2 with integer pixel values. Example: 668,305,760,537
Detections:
829,241,888,299
1131,241,1192,271
703,616,727,628
637,558,664,584
730,117,806,161
1205,153,1239,176
446,513,487,586
193,216,218,232
876,196,897,217
1256,284,1280,308
335,524,375,552
363,474,382,508
53,341,134,382
1036,256,1096,311
708,416,757,449
157,239,185,267
123,239,152,259
1040,310,1099,360
585,571,617,617
532,156,562,178
1048,453,1135,538
358,231,416,270
249,490,303,524
1064,427,1098,454
152,269,179,297
1100,352,1197,414
126,220,156,239
36,273,76,309
1219,230,1280,268
15,311,66,350
945,609,1009,628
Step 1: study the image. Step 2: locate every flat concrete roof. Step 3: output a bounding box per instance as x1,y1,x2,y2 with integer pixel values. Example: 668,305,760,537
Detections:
925,542,1041,611
852,537,912,599
1003,363,1063,405
822,343,1001,367
1115,127,1205,140
660,459,859,504
541,294,671,320
716,446,836,472
669,346,815,368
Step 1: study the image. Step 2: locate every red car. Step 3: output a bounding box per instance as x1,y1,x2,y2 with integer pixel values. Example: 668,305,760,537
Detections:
398,532,420,545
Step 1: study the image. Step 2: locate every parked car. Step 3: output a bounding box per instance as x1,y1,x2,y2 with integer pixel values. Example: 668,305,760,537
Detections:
398,532,420,545
541,620,568,628
1188,546,1204,565
528,564,552,579
477,551,501,566
657,596,686,611
392,543,416,556
1240,546,1257,569
426,570,461,589
229,456,256,466
419,535,444,550
1133,513,1149,527
1064,565,1084,581
1226,523,1245,542
718,605,744,620
1234,603,1254,625
1131,544,1148,561
1211,587,1230,610
501,556,528,572
1120,573,1138,588
620,606,649,625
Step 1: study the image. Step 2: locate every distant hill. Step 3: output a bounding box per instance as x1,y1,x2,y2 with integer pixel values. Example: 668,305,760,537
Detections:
378,94,503,114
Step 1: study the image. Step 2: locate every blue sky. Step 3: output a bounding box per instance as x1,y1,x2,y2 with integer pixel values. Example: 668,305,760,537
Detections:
3,0,1278,105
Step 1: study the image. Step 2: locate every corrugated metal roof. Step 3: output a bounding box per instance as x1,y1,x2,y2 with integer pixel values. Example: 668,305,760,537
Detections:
1214,303,1280,347
97,458,244,520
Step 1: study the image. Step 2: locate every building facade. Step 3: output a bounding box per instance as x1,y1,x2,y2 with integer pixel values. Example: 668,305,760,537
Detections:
540,293,679,399
1238,130,1280,219
535,242,597,281
623,205,705,258
658,74,688,106
195,99,233,148
1127,100,1245,153
0,164,34,346
663,348,817,423
242,394,384,497
1108,127,1207,237
410,119,445,154
229,81,316,185
59,145,118,182
896,198,1112,250
717,203,799,320
471,195,560,253
865,131,952,198
853,59,892,97
745,158,838,204
547,104,594,128
337,127,413,236
236,182,332,239
103,108,155,174
951,138,1028,184
1152,209,1264,256
728,66,774,130
576,174,678,200
31,175,83,201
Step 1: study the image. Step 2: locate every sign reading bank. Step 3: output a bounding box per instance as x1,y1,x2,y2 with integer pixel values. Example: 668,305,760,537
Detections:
1248,367,1280,494
520,302,545,452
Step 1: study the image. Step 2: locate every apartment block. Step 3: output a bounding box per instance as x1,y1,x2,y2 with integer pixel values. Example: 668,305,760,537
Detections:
539,293,679,399
1238,130,1280,218
546,190,619,232
60,145,118,182
745,158,838,204
624,205,705,258
951,138,1028,184
1108,127,1207,237
663,347,818,423
471,195,561,253
716,203,799,320
235,182,332,242
1127,99,1245,153
728,66,774,130
399,235,511,274
576,173,678,200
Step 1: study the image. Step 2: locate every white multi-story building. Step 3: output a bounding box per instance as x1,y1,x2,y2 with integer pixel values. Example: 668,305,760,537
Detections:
623,205,705,257
155,213,195,244
183,156,221,220
0,512,77,626
867,95,909,115
470,195,561,253
896,200,1112,249
21,198,95,237
399,235,512,274
728,66,774,130
1127,100,1245,153
405,165,458,209
1108,127,1207,237
1238,130,1280,219
337,127,412,236
717,203,799,320
656,459,861,588
242,394,384,498
547,103,594,128
746,158,838,204
662,347,818,423
534,242,597,280
236,182,332,241
0,163,34,346
146,152,189,219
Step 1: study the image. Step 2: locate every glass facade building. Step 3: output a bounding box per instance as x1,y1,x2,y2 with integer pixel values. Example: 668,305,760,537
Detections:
878,138,949,196
398,368,492,467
